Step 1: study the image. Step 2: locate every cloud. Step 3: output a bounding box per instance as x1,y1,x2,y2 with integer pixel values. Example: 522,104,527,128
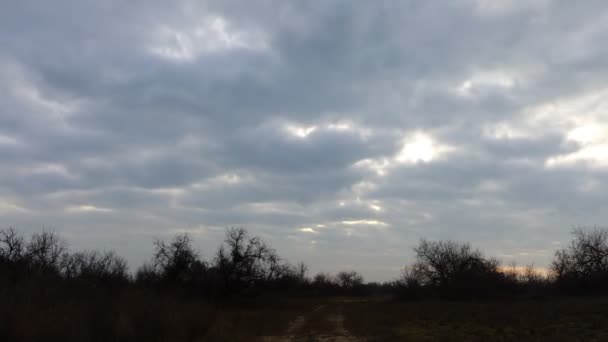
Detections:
2,0,608,280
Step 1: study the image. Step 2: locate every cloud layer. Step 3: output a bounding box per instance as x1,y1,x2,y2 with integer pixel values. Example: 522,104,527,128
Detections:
2,0,608,280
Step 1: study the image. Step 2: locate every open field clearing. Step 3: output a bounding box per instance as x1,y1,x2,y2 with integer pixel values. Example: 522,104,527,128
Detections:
342,297,608,341
4,277,608,341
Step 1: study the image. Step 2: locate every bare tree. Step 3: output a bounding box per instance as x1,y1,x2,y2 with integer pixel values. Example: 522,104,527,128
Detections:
152,233,205,285
294,262,308,282
215,228,281,293
408,239,503,298
336,270,364,288
62,250,129,284
25,231,67,273
0,227,25,263
135,262,159,285
399,266,422,288
552,227,608,291
521,264,544,284
311,272,338,294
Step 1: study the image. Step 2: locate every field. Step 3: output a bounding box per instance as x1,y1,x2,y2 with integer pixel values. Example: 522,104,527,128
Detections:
260,297,608,341
0,279,319,341
342,297,608,341
3,278,608,341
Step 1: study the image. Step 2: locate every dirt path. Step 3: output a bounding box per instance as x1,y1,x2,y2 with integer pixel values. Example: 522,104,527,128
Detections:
260,302,364,342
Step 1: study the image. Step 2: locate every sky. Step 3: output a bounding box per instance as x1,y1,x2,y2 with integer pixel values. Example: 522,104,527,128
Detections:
2,0,608,281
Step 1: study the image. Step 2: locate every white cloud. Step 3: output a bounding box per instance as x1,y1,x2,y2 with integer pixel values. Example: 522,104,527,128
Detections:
66,205,114,214
456,69,517,97
0,134,20,146
341,219,388,227
285,124,317,138
395,131,454,164
298,227,318,234
151,15,267,61
0,200,28,213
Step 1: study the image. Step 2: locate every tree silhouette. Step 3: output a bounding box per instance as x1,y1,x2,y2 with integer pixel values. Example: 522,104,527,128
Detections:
61,250,129,285
407,239,505,298
552,227,608,293
25,231,66,274
215,227,281,294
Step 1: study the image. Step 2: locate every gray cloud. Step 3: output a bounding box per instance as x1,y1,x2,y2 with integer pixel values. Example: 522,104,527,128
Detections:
2,0,608,280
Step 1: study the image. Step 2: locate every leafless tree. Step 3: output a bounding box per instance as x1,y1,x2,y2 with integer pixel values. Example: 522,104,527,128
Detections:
25,231,67,273
151,233,205,284
62,250,128,284
406,239,505,298
336,270,364,288
0,227,25,263
294,261,308,282
411,239,499,287
552,227,608,290
521,264,544,284
311,272,338,294
215,227,281,293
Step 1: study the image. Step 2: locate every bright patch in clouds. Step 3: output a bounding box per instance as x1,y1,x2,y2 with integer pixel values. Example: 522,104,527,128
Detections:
298,227,318,234
552,121,608,166
0,200,27,213
0,134,20,146
353,158,391,176
537,88,608,167
396,132,452,164
567,123,605,145
66,205,114,214
341,219,388,227
327,122,352,131
285,124,317,138
547,144,608,167
483,122,532,140
152,16,267,61
456,69,516,96
369,203,382,212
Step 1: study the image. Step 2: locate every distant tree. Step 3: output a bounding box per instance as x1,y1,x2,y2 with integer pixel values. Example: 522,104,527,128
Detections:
552,227,608,293
396,267,427,299
312,272,333,285
311,272,338,295
151,233,206,286
0,227,25,263
61,250,129,285
25,231,67,274
294,262,309,283
408,239,504,298
336,270,363,288
521,264,544,284
135,262,159,286
399,267,421,287
215,228,281,294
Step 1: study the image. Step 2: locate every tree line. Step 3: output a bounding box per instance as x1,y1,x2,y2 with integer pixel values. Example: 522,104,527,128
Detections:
2,226,608,299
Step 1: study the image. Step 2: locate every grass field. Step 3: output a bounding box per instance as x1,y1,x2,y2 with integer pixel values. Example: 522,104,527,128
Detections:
342,297,608,341
4,278,608,341
0,279,323,341
258,296,608,341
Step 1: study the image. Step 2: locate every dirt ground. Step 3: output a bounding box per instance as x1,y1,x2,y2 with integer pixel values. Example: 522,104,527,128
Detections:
260,299,365,342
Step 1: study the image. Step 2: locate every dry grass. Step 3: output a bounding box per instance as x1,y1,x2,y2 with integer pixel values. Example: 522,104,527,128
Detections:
0,278,321,342
4,276,608,342
342,297,608,341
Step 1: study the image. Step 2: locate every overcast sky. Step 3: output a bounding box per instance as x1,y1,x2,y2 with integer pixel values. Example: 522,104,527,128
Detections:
2,0,608,281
